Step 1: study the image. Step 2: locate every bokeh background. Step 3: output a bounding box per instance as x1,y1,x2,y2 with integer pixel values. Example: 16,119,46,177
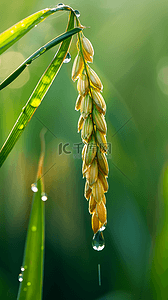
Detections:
1,0,168,299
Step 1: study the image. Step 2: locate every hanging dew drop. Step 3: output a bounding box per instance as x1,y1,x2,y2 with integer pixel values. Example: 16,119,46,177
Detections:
92,231,105,251
18,273,23,282
31,183,38,193
21,266,25,272
63,52,71,63
74,10,80,18
41,192,48,201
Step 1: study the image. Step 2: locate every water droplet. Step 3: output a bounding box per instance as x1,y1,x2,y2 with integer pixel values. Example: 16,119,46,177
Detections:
30,98,41,108
35,25,37,28
63,52,71,64
18,273,23,282
99,224,106,232
92,231,105,251
31,226,37,232
24,265,28,270
18,124,24,130
23,287,27,292
31,183,38,193
40,47,46,55
27,282,31,286
41,192,48,201
74,10,80,18
21,266,25,272
57,3,64,6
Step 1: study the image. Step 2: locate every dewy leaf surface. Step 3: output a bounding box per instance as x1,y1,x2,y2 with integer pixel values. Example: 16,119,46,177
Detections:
0,11,78,167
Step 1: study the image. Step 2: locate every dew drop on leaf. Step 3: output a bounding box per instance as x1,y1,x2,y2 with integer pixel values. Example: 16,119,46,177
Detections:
18,273,23,282
63,52,71,63
31,183,38,193
41,192,48,201
92,231,105,251
74,10,80,18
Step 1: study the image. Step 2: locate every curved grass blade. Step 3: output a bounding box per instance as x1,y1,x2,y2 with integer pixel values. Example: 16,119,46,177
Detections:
0,4,76,55
0,27,82,91
0,9,54,55
0,11,77,168
17,129,47,300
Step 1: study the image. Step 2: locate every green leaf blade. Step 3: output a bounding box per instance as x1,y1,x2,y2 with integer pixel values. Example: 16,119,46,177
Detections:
0,8,54,55
17,179,45,300
0,12,81,167
0,27,81,91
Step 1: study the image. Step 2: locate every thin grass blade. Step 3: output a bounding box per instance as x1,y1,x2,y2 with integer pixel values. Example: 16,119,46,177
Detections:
0,9,54,55
0,4,76,55
0,27,81,90
17,129,46,300
0,11,76,168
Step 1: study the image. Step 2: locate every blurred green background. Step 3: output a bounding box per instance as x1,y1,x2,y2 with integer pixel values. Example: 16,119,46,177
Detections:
1,0,168,299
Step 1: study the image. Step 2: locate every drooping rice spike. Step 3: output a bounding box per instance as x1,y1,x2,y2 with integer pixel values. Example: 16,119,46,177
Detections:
72,29,109,240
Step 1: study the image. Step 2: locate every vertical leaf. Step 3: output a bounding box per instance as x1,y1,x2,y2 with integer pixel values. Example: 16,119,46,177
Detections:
17,129,47,300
